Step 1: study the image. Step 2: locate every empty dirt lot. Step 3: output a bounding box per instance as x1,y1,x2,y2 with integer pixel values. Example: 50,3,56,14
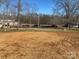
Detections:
0,31,79,59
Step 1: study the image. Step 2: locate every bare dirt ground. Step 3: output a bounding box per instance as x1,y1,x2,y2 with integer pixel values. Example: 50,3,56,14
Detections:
0,32,79,59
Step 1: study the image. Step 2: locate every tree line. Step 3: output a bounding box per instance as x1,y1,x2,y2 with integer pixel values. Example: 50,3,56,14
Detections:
0,0,79,28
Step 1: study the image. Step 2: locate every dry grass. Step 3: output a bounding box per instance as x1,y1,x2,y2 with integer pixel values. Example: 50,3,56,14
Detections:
0,32,79,59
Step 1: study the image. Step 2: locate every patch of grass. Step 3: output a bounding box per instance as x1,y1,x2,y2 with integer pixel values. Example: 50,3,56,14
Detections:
0,28,79,32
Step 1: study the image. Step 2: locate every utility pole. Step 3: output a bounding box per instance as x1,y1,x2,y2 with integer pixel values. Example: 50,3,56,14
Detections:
38,15,40,28
17,0,22,28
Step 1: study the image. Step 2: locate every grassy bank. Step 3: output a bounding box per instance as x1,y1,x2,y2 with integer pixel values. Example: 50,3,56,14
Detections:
0,28,79,32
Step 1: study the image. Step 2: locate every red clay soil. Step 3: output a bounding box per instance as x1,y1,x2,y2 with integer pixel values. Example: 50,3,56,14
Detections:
0,32,79,59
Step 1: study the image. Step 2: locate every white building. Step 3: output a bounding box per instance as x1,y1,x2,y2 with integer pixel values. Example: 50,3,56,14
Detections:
0,20,19,28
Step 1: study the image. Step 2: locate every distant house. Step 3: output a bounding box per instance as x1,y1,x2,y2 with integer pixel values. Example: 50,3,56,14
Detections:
63,23,79,28
39,24,58,28
72,25,79,29
0,20,19,28
21,24,35,28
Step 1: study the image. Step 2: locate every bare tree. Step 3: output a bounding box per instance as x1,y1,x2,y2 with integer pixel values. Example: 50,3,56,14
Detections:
31,3,39,27
0,0,12,30
17,0,22,28
25,2,31,28
55,0,79,19
54,0,79,28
